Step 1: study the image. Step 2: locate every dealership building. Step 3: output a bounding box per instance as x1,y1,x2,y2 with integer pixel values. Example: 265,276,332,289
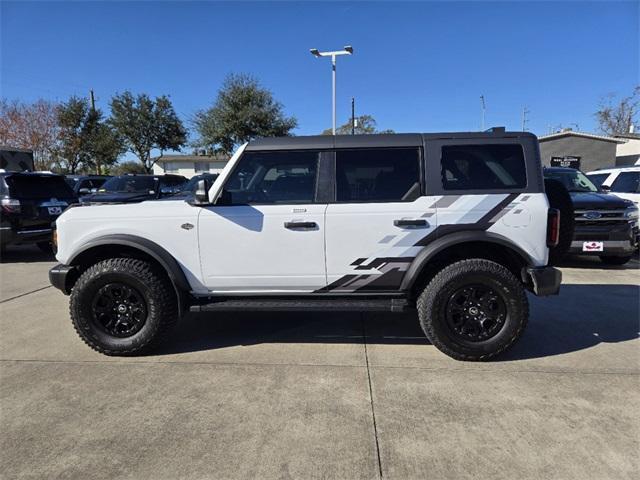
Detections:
538,129,640,172
152,152,229,178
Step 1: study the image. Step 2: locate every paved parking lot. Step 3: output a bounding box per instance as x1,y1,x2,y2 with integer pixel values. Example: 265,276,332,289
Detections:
1,246,638,479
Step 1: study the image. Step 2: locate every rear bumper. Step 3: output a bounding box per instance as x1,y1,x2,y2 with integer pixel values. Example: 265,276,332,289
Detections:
526,266,562,296
49,264,77,294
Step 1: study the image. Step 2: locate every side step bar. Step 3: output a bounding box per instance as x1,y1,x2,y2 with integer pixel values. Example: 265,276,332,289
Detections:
190,298,413,313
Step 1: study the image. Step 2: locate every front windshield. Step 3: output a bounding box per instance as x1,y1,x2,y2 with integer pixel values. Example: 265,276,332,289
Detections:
545,170,598,193
100,176,157,193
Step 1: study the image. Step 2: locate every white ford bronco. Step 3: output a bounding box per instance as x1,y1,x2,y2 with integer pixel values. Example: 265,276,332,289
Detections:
50,130,562,361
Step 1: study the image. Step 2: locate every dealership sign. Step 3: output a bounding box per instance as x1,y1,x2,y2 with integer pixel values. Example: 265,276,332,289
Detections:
550,156,581,169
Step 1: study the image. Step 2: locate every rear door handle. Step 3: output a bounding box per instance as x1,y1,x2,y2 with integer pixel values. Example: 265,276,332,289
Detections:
394,219,428,227
284,221,318,230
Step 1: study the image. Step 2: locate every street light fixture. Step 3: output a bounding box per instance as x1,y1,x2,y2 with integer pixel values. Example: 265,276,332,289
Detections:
309,45,354,134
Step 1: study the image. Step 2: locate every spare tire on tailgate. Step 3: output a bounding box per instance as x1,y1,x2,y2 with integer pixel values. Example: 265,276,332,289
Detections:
544,178,574,264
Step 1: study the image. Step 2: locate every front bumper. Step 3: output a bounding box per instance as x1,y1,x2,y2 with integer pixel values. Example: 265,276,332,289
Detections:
569,240,636,256
526,266,562,296
570,223,637,256
49,264,77,294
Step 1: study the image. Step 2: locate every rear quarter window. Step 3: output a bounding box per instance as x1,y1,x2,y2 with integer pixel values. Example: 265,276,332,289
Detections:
440,144,526,191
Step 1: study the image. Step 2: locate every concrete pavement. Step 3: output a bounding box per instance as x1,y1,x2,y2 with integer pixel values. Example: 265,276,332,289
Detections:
1,246,638,479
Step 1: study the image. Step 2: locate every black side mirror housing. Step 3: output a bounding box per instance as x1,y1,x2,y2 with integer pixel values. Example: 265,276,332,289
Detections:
601,184,611,192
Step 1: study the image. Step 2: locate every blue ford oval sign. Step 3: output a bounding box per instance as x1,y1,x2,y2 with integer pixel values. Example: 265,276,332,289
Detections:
584,211,602,220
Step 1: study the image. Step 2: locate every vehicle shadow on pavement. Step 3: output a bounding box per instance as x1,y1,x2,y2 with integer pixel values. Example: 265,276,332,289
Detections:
501,283,639,361
157,284,639,361
0,245,55,264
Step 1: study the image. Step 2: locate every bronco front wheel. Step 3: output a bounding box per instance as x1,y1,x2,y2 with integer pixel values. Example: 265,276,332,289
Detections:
417,259,529,361
70,258,178,355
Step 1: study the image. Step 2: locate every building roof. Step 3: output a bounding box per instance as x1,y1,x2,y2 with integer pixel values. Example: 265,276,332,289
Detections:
613,133,640,140
538,131,625,144
153,153,229,163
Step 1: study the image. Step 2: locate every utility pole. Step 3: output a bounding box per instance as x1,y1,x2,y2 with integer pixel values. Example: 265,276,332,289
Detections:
310,46,353,134
521,106,529,131
89,89,96,111
351,97,355,135
480,95,486,131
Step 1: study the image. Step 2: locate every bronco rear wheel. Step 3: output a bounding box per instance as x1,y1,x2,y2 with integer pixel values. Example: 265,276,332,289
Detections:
417,259,528,361
70,258,178,355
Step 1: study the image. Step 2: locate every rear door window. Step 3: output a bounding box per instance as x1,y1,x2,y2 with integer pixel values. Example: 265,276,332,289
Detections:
440,144,526,191
335,148,420,202
610,172,640,193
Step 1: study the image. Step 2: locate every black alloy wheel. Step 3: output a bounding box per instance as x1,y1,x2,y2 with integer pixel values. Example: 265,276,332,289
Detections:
92,282,148,337
444,284,507,342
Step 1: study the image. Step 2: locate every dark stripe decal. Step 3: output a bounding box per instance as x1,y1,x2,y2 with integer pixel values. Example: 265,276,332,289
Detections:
317,193,520,293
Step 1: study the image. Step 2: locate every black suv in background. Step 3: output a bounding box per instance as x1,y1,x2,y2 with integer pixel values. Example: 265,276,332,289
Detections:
65,175,111,197
79,174,187,204
1,172,78,252
544,167,638,265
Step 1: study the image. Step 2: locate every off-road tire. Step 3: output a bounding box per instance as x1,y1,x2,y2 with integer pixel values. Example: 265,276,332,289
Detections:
599,255,632,266
544,178,574,265
417,259,529,361
70,258,178,356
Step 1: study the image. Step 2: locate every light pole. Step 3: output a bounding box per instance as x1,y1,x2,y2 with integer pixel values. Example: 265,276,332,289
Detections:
310,45,353,135
480,95,486,131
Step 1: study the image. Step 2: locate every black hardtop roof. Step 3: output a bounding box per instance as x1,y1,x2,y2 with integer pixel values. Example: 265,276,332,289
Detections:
245,131,537,151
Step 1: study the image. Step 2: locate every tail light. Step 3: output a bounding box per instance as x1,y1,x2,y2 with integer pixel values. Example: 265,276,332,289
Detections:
547,208,560,247
1,197,21,214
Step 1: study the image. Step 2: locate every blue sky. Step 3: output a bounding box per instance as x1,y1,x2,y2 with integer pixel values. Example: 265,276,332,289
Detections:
1,0,638,146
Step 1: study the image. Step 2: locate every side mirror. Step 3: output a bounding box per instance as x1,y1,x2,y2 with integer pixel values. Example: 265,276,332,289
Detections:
601,184,611,192
191,179,211,206
78,188,90,195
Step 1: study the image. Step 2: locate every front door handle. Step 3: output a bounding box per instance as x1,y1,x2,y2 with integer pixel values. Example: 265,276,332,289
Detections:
284,221,318,230
394,219,428,227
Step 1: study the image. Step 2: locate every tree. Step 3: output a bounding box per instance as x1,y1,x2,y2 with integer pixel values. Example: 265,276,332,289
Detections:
109,92,187,173
57,96,124,174
110,160,147,175
193,73,298,155
0,99,60,170
56,96,93,173
322,114,395,135
86,122,125,174
595,86,639,136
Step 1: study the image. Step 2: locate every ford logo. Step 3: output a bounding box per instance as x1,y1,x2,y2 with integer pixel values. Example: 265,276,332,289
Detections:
584,211,602,220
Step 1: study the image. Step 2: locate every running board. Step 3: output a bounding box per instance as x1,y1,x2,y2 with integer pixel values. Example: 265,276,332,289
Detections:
189,298,413,313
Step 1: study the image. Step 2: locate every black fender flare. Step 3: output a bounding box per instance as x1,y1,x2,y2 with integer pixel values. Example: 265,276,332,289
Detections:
68,234,191,314
400,230,536,291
